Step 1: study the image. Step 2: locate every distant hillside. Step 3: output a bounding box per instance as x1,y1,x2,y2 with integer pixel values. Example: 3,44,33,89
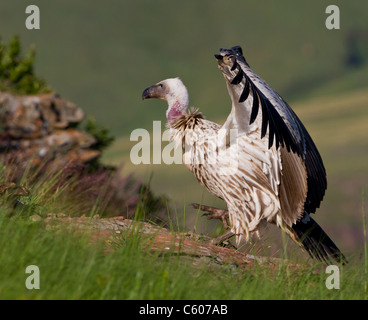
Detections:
0,1,368,137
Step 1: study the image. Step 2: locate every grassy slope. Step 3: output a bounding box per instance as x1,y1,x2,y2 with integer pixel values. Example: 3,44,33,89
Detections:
0,210,367,300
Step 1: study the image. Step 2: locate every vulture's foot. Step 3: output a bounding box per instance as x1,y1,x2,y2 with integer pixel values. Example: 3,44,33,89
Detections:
191,203,235,246
191,203,230,229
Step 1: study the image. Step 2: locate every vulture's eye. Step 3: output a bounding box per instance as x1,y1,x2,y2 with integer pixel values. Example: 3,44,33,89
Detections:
158,83,164,88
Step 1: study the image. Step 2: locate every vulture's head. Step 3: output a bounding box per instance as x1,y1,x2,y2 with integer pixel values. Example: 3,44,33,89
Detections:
142,78,189,122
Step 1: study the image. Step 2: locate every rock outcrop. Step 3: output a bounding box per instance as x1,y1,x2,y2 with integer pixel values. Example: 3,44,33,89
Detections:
0,91,100,165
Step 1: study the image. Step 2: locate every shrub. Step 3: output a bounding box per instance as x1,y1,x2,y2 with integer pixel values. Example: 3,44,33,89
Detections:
0,35,51,95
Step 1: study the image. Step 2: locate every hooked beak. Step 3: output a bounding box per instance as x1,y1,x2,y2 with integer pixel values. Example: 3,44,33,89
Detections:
142,86,153,100
142,83,167,101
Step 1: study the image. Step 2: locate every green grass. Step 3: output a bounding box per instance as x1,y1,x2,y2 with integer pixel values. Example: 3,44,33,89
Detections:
0,210,367,299
0,162,367,300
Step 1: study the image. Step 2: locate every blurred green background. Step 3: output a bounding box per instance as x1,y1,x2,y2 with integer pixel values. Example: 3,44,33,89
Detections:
1,0,367,256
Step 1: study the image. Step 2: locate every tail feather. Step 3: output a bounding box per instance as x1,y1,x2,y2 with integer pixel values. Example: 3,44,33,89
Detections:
291,214,347,264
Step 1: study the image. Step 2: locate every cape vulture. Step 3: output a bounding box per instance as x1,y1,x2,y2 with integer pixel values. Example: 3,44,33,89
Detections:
142,46,347,264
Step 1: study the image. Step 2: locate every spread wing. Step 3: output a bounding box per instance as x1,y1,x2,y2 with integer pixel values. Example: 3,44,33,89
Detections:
216,46,326,215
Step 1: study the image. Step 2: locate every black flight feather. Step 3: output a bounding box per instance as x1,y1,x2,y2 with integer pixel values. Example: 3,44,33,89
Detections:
231,61,238,71
231,68,244,85
249,85,259,124
238,72,301,154
239,77,250,102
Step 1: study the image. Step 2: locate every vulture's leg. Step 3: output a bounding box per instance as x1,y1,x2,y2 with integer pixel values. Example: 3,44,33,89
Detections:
191,203,234,245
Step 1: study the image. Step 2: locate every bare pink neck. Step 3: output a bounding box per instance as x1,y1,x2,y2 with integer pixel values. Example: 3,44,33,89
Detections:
167,101,184,122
